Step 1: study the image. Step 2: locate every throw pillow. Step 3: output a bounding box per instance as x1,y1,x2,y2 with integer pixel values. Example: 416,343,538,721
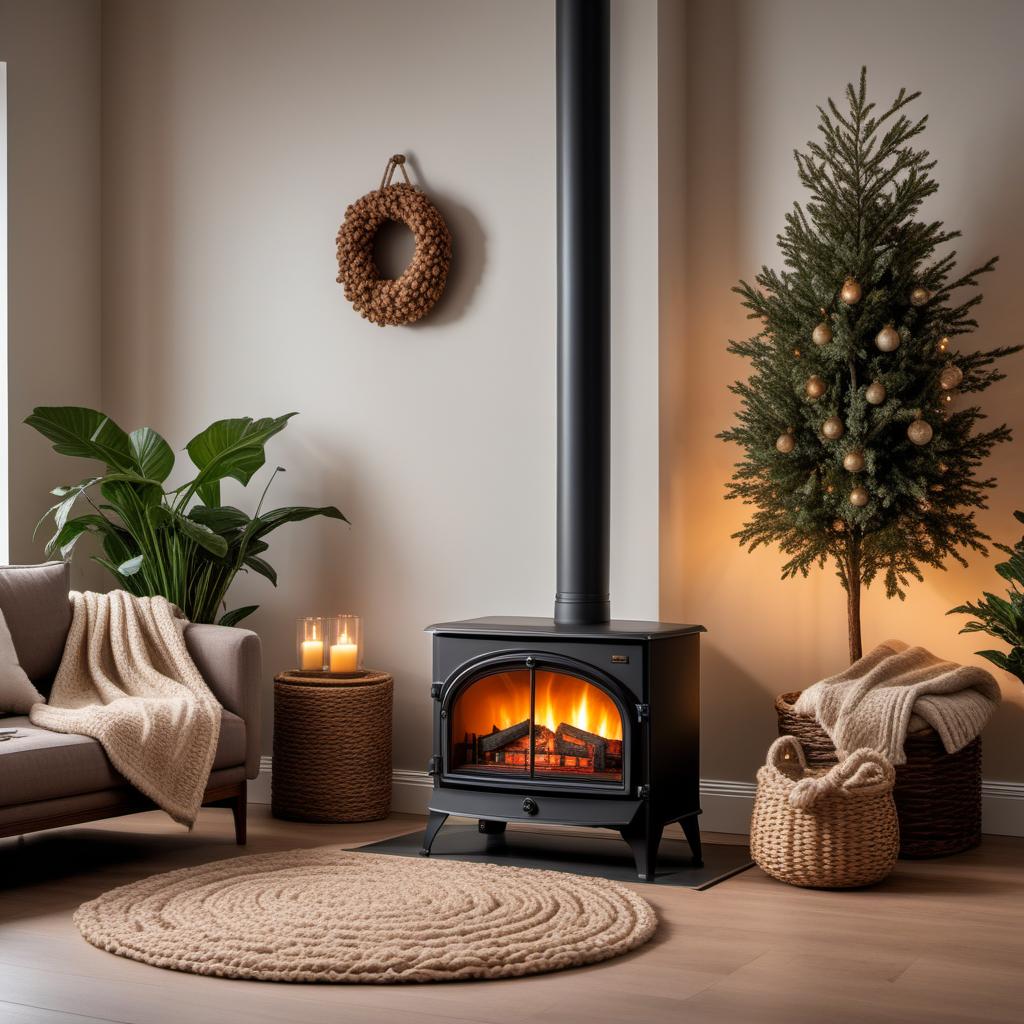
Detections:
0,607,44,713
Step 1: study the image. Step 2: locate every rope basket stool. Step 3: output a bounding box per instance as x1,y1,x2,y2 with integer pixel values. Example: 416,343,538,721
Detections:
750,736,899,889
273,671,393,823
775,691,982,858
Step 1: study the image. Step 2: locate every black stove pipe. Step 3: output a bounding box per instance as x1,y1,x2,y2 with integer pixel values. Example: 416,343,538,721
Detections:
554,0,610,626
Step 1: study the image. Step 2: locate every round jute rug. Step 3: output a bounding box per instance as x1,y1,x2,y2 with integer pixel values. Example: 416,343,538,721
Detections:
74,849,657,983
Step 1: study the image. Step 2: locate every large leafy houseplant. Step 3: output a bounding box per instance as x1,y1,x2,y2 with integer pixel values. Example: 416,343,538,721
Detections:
27,407,347,626
949,510,1024,685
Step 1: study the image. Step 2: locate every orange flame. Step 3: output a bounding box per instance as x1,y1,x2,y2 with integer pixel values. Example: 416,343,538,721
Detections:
452,670,621,741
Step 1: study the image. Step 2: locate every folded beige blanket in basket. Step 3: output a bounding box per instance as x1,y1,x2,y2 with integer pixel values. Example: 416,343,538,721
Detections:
794,639,1000,766
30,590,221,827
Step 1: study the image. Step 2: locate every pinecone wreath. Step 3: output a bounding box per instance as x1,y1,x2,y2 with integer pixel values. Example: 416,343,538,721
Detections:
336,155,452,327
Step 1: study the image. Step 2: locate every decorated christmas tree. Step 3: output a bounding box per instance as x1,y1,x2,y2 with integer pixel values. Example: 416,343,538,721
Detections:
720,70,1021,663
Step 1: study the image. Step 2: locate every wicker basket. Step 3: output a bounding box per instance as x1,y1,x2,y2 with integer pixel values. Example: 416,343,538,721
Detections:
750,736,899,889
775,691,982,858
272,670,393,823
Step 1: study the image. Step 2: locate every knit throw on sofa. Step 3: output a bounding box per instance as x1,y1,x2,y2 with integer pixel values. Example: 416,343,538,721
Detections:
795,639,1000,765
29,591,221,827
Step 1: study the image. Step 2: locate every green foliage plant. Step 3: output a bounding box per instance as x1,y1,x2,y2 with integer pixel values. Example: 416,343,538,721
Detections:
27,407,347,626
950,510,1024,685
720,70,1020,663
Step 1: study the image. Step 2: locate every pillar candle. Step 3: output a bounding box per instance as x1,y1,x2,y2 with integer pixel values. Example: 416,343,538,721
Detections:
300,639,324,671
330,636,358,673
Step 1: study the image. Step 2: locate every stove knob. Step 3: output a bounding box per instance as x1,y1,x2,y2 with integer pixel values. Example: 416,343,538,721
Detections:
525,656,537,668
522,797,539,816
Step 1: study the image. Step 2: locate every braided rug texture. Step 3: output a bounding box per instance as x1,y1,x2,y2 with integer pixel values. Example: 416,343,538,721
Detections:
74,849,656,983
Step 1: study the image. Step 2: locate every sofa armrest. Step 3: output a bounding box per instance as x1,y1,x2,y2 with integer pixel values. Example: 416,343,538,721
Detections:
184,624,262,780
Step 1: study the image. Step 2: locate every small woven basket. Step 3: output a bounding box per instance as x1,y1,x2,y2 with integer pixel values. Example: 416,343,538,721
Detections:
750,736,899,889
775,691,982,858
272,670,393,823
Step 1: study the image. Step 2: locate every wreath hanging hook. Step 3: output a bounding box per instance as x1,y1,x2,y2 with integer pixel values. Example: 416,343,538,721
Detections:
378,153,412,191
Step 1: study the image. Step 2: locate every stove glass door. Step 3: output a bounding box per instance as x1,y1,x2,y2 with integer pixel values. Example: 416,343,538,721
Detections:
448,664,624,784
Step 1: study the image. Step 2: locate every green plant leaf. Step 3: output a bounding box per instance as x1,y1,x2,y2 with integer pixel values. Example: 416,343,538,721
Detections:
26,407,135,472
250,504,348,540
176,516,229,558
50,476,101,499
185,414,297,507
219,605,258,627
242,554,277,585
118,554,144,576
146,505,173,529
129,427,174,482
188,505,251,533
146,503,228,558
99,524,138,564
44,514,110,558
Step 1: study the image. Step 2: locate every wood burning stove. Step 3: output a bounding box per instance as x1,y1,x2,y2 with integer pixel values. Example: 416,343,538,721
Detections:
422,618,703,880
420,0,704,881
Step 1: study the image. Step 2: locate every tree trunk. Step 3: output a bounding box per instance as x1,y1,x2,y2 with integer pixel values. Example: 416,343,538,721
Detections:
846,533,863,663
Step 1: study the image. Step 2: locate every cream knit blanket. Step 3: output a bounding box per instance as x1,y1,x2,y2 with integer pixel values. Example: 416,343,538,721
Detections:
30,591,221,827
795,639,1000,765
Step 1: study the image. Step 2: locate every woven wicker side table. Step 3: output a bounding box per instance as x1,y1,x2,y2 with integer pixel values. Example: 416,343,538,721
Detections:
272,670,393,823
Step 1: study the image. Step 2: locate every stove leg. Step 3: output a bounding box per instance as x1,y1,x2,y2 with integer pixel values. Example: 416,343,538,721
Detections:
419,810,449,856
478,819,507,835
679,813,703,867
621,821,663,883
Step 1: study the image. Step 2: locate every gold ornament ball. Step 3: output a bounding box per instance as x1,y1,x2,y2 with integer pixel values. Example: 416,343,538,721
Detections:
821,416,845,440
805,374,827,399
909,286,931,307
939,365,964,391
812,322,833,346
775,432,795,454
865,380,887,405
875,325,901,352
849,486,869,508
840,277,862,304
843,449,866,473
907,418,934,446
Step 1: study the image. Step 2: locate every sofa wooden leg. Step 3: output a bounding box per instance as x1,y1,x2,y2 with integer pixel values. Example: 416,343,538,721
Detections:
232,781,247,845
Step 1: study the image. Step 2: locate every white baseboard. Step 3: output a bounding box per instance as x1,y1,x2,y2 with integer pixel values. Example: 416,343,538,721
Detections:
248,759,1024,837
980,780,1024,837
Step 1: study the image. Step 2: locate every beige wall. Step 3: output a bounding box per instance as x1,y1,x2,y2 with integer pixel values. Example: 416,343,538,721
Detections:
101,0,662,761
663,0,1024,784
5,0,1021,794
0,0,103,586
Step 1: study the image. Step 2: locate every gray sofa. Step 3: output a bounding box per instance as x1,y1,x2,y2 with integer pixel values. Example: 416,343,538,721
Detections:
0,562,261,844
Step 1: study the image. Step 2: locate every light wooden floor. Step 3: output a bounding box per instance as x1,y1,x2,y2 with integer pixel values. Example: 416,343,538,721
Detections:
1,806,1021,1024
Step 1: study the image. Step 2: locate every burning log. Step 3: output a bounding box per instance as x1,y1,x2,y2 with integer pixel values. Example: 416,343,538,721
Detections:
555,722,607,771
478,719,530,754
465,718,621,775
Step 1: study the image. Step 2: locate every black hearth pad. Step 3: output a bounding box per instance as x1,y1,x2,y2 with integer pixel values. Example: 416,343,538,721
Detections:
356,823,753,889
